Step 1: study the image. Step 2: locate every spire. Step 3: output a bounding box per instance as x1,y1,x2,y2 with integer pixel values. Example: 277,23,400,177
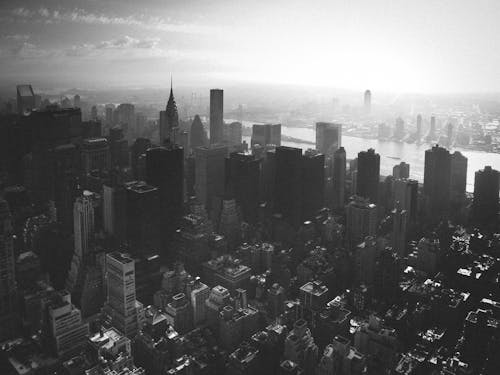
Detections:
170,74,173,95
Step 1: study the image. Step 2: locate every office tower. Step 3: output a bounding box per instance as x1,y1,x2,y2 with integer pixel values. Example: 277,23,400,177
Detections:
346,196,377,248
103,184,127,241
284,319,319,374
394,117,405,140
124,181,161,255
105,105,114,127
116,103,135,141
73,191,95,257
104,252,138,337
206,285,231,330
392,203,408,257
210,89,224,144
392,162,409,179
90,105,98,120
392,178,418,222
17,84,36,115
46,291,89,357
424,145,451,220
81,137,111,173
226,152,260,224
108,127,129,168
363,90,371,114
450,151,468,212
0,199,17,341
190,277,210,325
218,198,241,249
446,123,454,146
190,114,206,150
471,166,500,228
251,124,281,147
228,121,243,148
427,116,437,141
317,336,366,375
159,80,179,145
301,150,325,221
73,94,81,108
316,122,342,156
332,147,346,210
145,146,184,250
194,144,228,213
416,114,422,139
356,148,380,203
274,146,303,228
165,293,191,334
131,137,151,179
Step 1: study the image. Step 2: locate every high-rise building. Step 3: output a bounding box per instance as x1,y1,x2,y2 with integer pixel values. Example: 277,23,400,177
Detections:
131,137,151,179
416,114,422,140
194,144,227,213
316,122,342,156
471,166,500,228
190,114,206,150
392,203,408,258
104,252,138,338
17,84,36,115
301,150,325,221
346,196,377,248
392,178,418,223
190,277,210,325
424,145,451,221
274,146,303,228
73,191,95,257
332,147,346,210
103,184,127,241
450,151,468,213
108,127,129,168
81,137,111,173
363,90,371,114
0,199,17,341
73,94,81,108
105,104,114,127
228,121,243,148
226,152,260,224
210,89,224,144
159,80,179,144
116,103,135,141
251,124,281,147
146,146,184,250
284,319,319,374
392,162,409,179
356,148,380,203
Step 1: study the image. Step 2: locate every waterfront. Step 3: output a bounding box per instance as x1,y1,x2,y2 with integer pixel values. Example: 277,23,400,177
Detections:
241,124,500,192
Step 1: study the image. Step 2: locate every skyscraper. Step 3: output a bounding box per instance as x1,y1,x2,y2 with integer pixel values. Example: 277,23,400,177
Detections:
104,252,138,338
332,147,346,210
364,90,371,114
450,151,468,213
346,196,377,249
16,84,35,115
81,137,111,173
73,191,95,257
471,166,500,228
424,145,451,221
190,114,206,150
159,79,179,145
274,146,303,228
416,114,422,140
146,146,184,249
194,144,228,213
316,122,342,156
392,162,410,179
210,89,224,144
393,178,418,223
356,148,380,203
301,150,325,222
228,121,243,148
251,124,281,147
0,199,17,341
392,203,408,258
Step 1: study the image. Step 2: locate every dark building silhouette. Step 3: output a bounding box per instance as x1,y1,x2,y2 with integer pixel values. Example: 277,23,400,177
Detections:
356,148,380,203
226,152,261,224
450,151,468,213
316,122,342,156
301,150,325,222
190,114,205,150
131,138,151,179
471,166,499,228
108,127,129,168
332,147,346,210
145,146,184,252
160,80,179,145
424,145,451,221
274,146,302,228
16,84,35,116
210,89,224,144
251,124,281,147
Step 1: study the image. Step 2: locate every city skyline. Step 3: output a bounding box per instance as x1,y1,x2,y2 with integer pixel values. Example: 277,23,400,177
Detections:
1,0,500,93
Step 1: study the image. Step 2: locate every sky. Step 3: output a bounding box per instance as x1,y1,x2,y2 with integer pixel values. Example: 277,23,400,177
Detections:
0,0,499,93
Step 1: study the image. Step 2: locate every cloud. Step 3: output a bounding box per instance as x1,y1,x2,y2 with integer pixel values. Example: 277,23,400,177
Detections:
3,34,30,41
96,36,160,50
9,6,218,35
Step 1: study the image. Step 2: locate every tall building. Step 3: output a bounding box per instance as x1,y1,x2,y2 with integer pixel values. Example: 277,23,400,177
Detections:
346,196,377,249
274,146,303,228
159,79,179,144
226,152,261,224
392,203,408,258
73,94,81,108
81,137,111,173
316,122,342,156
424,145,451,221
104,252,139,338
17,84,36,115
332,147,346,210
416,114,422,140
392,178,418,223
363,90,371,114
190,114,206,150
190,277,210,325
146,146,184,249
73,191,95,257
103,184,127,241
471,166,500,228
228,121,243,148
301,150,325,222
450,151,468,212
0,199,17,341
116,103,136,141
392,162,409,179
194,144,228,213
251,124,281,147
356,148,380,203
210,89,224,144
